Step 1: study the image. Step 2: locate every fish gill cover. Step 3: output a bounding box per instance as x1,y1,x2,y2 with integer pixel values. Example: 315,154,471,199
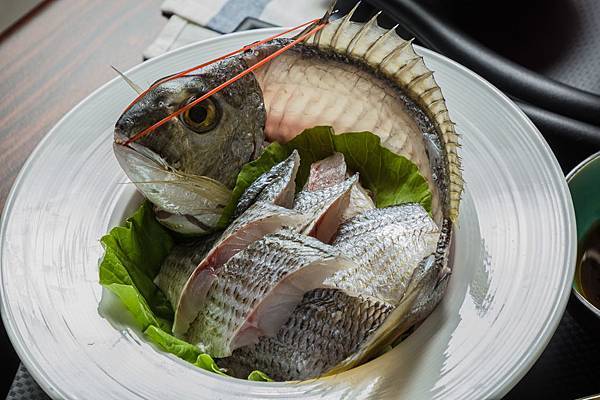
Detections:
218,126,432,226
99,126,431,381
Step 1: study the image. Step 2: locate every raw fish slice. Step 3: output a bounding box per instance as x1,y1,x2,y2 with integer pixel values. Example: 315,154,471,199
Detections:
326,242,452,375
184,229,354,357
171,202,306,336
234,150,300,217
328,204,439,305
154,235,219,309
304,152,375,221
344,181,375,222
220,288,392,381
304,152,347,191
293,174,358,243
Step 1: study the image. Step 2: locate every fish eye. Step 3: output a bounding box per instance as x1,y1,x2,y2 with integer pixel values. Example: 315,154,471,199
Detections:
181,98,220,133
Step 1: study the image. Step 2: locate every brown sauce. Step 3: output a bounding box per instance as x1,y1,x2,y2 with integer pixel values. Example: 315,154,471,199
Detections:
577,220,600,309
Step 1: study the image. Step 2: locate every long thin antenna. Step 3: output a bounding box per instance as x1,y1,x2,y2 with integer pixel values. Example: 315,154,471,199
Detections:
122,18,320,113
111,66,143,94
121,21,328,146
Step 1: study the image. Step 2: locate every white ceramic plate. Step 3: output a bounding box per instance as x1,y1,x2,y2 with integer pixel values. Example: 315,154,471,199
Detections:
0,29,576,399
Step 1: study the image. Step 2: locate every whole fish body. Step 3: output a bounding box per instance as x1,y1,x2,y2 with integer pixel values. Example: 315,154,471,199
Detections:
114,3,463,381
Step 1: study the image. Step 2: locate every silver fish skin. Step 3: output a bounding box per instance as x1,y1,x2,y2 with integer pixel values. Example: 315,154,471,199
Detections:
327,204,440,305
293,173,358,243
154,234,219,309
171,201,307,337
183,229,354,358
344,181,376,221
219,288,393,381
326,237,452,375
234,150,300,217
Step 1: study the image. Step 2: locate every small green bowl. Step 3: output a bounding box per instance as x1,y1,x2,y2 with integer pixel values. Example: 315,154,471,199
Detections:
567,151,600,318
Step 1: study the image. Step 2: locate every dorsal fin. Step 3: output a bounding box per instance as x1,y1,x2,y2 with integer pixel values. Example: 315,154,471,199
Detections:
304,9,463,222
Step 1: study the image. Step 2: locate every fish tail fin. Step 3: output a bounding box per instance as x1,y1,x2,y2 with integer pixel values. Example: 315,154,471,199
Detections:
303,7,463,222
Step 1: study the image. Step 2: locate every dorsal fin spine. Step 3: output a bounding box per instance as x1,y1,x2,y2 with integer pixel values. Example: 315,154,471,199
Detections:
307,9,463,222
347,11,381,54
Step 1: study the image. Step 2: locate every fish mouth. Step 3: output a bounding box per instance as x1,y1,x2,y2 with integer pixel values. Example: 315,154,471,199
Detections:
114,117,134,145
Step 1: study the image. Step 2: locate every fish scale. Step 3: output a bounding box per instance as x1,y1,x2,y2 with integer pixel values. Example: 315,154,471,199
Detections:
328,204,439,305
182,229,353,358
154,235,219,309
220,288,393,381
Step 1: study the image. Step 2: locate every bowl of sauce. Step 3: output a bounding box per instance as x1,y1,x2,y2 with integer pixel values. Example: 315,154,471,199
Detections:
567,151,600,318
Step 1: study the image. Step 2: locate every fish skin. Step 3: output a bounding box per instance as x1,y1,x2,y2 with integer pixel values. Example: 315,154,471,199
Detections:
183,229,353,358
171,202,307,337
293,174,358,243
344,181,375,221
219,288,393,381
327,204,440,305
234,150,300,218
325,240,451,376
154,234,219,310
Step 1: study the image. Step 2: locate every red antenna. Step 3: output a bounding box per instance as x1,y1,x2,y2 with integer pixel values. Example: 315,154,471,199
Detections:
122,18,321,114
122,21,327,146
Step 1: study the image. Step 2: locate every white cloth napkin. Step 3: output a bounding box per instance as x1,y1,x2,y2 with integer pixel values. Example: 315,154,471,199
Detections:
144,0,328,59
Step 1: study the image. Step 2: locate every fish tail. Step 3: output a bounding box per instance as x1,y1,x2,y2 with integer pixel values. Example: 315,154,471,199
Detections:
303,7,463,222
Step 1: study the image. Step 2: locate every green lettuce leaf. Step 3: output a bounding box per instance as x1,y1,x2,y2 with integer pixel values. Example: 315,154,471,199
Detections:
99,202,271,380
247,370,274,382
220,126,431,224
99,202,174,330
144,326,226,375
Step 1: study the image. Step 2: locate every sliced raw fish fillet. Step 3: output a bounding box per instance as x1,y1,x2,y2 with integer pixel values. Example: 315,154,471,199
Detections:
171,202,306,336
327,203,439,305
234,150,300,217
344,181,376,221
219,288,393,381
326,245,451,376
304,153,375,221
304,152,347,191
293,174,358,243
183,229,354,357
154,234,219,309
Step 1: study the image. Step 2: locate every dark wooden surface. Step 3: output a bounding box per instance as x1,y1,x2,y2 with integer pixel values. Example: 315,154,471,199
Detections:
0,0,165,211
0,1,165,397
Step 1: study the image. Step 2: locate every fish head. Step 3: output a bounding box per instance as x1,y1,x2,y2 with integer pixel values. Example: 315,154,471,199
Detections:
113,58,266,235
114,58,266,188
